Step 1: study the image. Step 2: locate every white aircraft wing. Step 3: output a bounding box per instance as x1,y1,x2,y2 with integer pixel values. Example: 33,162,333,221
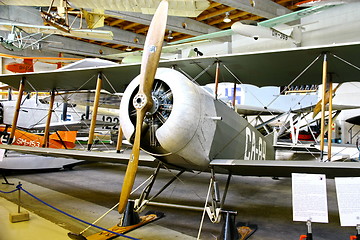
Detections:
0,0,210,17
210,159,360,178
0,22,113,40
0,144,158,167
292,104,360,113
235,104,284,116
1,144,359,178
41,90,122,109
30,119,115,131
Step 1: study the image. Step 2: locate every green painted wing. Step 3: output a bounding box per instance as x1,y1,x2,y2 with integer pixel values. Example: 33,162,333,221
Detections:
259,5,336,28
168,29,233,45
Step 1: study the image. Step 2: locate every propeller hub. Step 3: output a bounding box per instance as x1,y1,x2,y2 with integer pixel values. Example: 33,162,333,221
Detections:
133,93,147,109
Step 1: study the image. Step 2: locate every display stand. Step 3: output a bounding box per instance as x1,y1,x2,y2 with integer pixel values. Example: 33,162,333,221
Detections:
292,173,328,240
349,224,360,239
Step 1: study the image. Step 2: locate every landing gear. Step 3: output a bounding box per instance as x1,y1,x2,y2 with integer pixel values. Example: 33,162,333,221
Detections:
205,169,232,224
204,169,257,240
134,163,185,212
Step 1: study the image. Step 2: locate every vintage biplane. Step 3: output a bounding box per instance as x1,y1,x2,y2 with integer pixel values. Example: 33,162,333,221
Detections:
0,0,360,238
0,0,209,41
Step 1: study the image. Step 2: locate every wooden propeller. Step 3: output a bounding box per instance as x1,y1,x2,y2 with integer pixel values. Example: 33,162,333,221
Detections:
118,0,169,214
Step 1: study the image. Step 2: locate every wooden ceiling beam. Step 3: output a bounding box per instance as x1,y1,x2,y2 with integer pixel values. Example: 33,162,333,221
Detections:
196,6,236,21
123,22,141,30
136,26,149,34
109,19,126,26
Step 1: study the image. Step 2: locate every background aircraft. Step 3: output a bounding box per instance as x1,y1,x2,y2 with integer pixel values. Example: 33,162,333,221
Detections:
168,5,335,46
0,53,82,73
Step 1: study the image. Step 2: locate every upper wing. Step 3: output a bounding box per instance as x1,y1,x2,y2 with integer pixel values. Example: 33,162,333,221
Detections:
105,40,212,60
41,90,122,109
0,0,210,17
1,41,360,92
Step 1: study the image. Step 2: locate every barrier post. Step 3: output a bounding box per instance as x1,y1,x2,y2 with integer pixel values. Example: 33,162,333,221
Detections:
9,182,29,223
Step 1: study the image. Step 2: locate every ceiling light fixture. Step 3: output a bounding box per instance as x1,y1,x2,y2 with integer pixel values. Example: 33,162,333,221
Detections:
125,46,132,51
223,12,231,23
167,30,174,40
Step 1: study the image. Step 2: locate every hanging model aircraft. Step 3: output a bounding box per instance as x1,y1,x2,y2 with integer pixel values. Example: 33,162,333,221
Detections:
1,0,360,238
168,4,337,46
0,22,114,41
0,0,210,18
296,0,355,7
0,0,210,42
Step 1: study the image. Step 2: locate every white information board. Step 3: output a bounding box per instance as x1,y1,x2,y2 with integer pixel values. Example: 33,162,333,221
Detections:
292,173,328,223
335,177,360,226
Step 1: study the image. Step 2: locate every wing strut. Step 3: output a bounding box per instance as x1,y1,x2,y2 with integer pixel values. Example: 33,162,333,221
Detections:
116,126,123,153
319,53,327,161
9,77,26,144
87,72,102,151
42,88,55,148
327,76,333,161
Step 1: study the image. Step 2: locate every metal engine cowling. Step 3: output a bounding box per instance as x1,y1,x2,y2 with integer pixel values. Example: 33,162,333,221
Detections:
119,68,217,170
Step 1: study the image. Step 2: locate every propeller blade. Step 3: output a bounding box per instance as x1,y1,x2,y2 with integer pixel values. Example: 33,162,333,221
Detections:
118,0,168,214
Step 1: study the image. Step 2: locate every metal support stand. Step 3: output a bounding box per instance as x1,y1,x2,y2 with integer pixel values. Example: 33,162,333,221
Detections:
356,224,360,239
218,211,239,240
1,172,13,185
306,219,313,240
120,200,140,227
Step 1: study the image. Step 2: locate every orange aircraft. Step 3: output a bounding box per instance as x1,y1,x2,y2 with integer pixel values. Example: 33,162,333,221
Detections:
5,58,34,73
0,126,77,149
1,53,82,73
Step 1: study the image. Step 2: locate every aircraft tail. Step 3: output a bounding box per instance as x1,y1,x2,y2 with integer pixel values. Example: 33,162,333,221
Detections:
0,127,77,149
49,131,77,149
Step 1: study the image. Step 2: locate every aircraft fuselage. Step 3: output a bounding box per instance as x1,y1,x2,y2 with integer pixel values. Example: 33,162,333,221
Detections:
120,68,275,171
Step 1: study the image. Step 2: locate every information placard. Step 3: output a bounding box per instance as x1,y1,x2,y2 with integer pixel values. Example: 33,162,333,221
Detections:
335,177,360,226
292,173,328,223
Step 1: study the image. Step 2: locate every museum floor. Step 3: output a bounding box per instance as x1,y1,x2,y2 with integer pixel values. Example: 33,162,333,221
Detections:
0,161,356,240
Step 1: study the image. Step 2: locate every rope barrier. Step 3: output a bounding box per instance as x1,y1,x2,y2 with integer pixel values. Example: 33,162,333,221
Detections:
0,187,18,194
1,184,139,240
